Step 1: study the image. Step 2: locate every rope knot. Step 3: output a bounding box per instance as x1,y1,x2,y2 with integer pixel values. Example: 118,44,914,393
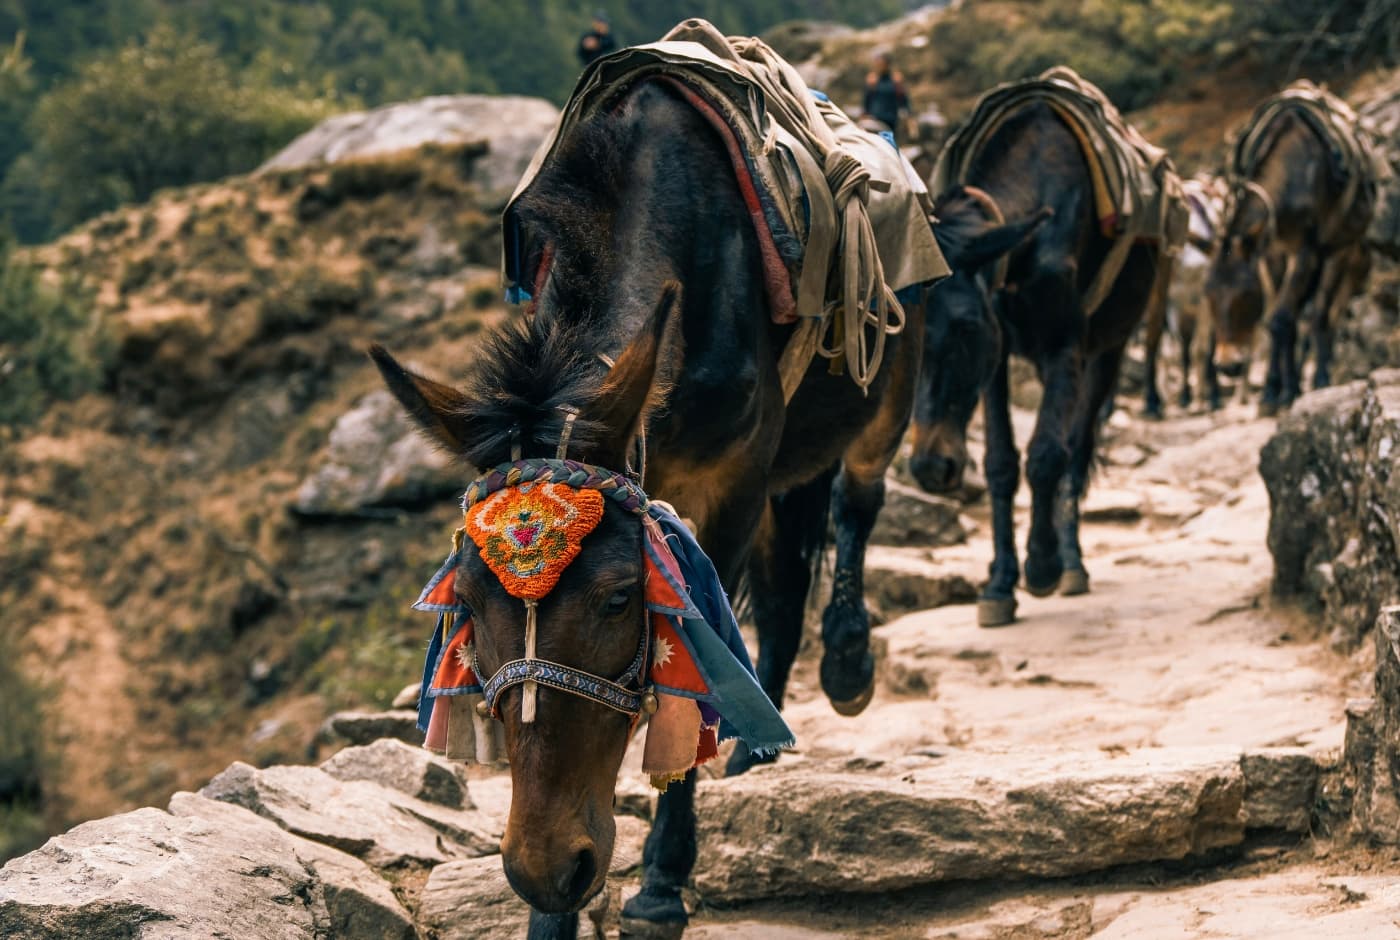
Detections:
824,151,870,208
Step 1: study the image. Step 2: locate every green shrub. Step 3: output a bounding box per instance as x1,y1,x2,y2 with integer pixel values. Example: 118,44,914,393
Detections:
13,26,334,239
0,238,107,429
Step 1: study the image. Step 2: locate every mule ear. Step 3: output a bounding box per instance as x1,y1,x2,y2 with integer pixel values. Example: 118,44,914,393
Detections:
368,344,472,454
584,281,683,466
961,207,1053,271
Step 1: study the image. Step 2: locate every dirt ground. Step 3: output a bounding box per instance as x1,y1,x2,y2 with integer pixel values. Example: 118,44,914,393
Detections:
633,391,1390,936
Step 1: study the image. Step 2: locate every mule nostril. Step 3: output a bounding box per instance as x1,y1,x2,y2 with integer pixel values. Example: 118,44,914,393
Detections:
561,846,597,905
912,454,961,494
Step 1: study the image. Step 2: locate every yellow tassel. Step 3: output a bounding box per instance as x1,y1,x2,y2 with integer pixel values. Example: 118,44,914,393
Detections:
649,771,687,792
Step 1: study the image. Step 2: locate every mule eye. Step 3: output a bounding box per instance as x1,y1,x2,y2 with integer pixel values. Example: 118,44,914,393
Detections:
604,589,631,616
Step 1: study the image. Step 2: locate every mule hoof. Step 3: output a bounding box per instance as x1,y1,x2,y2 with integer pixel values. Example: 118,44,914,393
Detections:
819,638,874,716
1059,568,1090,596
1023,554,1062,598
1258,400,1280,418
724,741,778,777
620,917,687,940
621,889,686,939
978,596,1017,627
829,679,875,717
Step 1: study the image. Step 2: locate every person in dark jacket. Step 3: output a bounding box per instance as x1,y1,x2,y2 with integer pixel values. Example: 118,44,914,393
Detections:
577,12,617,67
862,52,910,143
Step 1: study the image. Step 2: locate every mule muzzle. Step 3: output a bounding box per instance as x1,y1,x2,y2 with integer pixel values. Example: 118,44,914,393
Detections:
502,831,607,914
1215,340,1249,378
910,450,966,494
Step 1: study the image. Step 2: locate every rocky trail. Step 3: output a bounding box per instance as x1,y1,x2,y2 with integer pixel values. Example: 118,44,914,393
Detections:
670,401,1392,937
7,390,1400,938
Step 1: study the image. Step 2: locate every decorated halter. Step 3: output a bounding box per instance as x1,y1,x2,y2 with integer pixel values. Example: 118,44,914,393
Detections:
412,448,793,789
463,457,653,724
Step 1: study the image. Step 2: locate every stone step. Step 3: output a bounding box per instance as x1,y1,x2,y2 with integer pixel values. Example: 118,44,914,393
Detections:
691,746,1324,903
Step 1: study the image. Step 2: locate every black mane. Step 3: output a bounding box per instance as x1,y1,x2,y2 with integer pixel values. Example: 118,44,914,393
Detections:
451,100,651,469
454,312,611,469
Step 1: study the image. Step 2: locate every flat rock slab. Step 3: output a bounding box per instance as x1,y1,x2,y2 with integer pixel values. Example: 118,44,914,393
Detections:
864,546,978,619
321,737,473,809
870,478,969,547
0,794,413,940
687,864,1400,938
202,761,499,870
693,748,1249,902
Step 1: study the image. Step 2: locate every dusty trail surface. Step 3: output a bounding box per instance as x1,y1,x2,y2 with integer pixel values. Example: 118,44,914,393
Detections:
631,401,1389,937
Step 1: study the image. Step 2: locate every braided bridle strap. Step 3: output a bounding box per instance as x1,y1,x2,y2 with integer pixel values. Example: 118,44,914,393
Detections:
463,458,648,514
478,629,649,716
463,458,654,720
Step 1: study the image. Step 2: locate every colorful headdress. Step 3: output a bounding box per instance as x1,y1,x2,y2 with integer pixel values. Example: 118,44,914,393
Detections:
412,458,793,788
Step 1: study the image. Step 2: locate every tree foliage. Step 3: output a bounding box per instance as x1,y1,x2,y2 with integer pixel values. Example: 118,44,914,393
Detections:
1,0,1395,241
9,27,333,239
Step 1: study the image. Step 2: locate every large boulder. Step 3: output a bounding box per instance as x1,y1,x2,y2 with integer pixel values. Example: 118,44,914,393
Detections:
261,94,560,207
0,794,413,940
201,761,499,869
318,708,424,746
293,390,467,516
321,738,473,809
1345,604,1400,843
692,749,1247,902
1258,371,1400,648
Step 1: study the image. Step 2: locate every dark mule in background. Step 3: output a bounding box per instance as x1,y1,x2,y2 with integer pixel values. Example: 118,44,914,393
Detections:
372,78,930,939
916,101,1173,627
1207,85,1379,414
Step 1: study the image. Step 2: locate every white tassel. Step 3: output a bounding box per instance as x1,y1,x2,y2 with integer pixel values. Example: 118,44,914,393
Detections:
522,599,538,723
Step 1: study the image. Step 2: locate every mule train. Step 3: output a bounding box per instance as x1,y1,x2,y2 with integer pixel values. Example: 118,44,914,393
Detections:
370,20,1387,940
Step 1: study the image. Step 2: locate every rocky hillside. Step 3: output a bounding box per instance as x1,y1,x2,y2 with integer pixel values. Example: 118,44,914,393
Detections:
0,94,556,846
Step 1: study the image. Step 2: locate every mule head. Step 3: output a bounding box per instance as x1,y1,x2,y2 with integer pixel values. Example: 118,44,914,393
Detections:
1207,186,1273,376
912,187,1047,493
370,283,682,913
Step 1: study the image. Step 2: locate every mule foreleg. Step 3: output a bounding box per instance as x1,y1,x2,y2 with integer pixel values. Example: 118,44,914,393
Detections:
1261,251,1317,414
527,911,579,939
1057,344,1127,596
1141,256,1170,419
820,464,882,715
1204,328,1223,411
728,469,837,776
1312,246,1367,390
620,770,696,937
1023,347,1079,597
979,352,1021,627
819,307,922,713
1177,306,1198,409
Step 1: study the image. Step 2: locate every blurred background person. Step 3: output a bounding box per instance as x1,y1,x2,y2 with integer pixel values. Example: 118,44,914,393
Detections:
577,11,617,67
862,50,910,143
